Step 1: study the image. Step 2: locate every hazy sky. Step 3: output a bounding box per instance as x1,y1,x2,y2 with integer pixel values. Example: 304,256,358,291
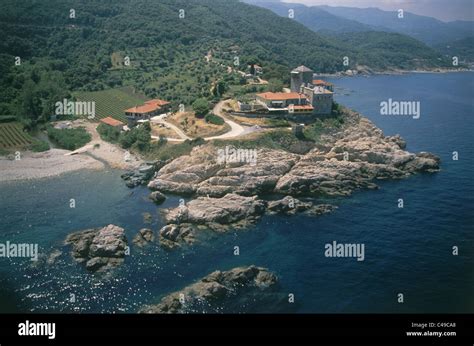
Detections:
283,0,474,22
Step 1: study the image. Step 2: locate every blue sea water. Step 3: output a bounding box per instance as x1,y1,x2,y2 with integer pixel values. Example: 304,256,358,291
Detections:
0,72,473,313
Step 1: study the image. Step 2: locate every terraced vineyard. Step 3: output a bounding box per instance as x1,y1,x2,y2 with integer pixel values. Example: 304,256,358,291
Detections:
0,122,33,149
74,87,148,123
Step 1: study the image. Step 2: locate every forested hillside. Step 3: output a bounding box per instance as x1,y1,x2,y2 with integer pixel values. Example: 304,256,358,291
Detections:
0,0,452,127
324,31,450,70
436,37,474,63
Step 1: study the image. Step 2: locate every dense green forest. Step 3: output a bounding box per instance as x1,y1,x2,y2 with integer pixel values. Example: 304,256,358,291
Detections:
0,0,452,127
325,31,451,70
435,37,474,63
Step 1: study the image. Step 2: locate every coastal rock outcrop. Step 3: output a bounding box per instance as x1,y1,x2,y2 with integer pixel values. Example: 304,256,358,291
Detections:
158,193,266,248
158,195,336,248
139,266,278,314
162,193,266,228
267,196,336,216
65,224,128,272
274,114,439,196
148,111,439,200
122,161,166,188
148,146,298,197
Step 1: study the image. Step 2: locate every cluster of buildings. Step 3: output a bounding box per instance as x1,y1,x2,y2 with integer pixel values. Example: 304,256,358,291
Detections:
99,65,334,132
99,98,171,130
124,99,171,127
238,65,334,118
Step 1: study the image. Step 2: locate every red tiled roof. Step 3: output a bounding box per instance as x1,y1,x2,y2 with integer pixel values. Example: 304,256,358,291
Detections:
125,104,160,114
125,99,170,114
145,99,171,107
313,79,333,86
100,117,124,127
257,92,307,101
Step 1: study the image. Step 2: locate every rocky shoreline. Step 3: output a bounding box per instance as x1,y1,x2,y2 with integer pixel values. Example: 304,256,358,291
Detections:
147,109,439,248
315,66,470,78
148,110,439,200
139,266,281,314
121,160,168,188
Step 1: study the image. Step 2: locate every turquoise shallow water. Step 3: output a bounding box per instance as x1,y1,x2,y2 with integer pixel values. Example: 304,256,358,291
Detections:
0,72,473,313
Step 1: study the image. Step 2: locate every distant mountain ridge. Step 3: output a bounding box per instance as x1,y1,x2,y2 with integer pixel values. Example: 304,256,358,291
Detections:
319,5,473,46
245,0,473,47
243,1,376,33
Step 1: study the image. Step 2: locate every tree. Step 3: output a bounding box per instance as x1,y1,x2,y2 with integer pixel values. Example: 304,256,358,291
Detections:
246,56,258,66
212,80,228,98
192,98,210,118
268,78,284,92
136,127,151,152
249,64,256,76
119,130,137,149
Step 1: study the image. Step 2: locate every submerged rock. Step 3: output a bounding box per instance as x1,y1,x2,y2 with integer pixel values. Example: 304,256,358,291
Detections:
149,191,167,205
142,212,153,224
65,224,128,272
139,266,279,314
267,196,337,216
46,249,63,265
158,224,196,250
267,196,313,215
133,228,154,248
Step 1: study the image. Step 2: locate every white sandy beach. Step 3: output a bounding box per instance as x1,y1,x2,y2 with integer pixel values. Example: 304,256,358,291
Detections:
0,149,104,182
0,120,143,183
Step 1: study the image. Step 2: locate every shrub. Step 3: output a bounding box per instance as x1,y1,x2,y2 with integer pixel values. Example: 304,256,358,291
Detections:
146,137,204,162
205,113,225,126
47,127,91,150
117,124,151,152
30,139,50,152
332,102,343,116
97,123,121,143
0,115,17,123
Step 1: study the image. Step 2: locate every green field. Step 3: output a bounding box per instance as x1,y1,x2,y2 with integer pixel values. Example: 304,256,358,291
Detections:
74,87,147,123
0,122,33,149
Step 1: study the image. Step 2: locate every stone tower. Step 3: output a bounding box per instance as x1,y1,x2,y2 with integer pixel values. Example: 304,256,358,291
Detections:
290,65,314,92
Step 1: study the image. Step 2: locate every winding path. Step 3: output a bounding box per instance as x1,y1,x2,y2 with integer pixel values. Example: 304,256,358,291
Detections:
151,100,259,142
